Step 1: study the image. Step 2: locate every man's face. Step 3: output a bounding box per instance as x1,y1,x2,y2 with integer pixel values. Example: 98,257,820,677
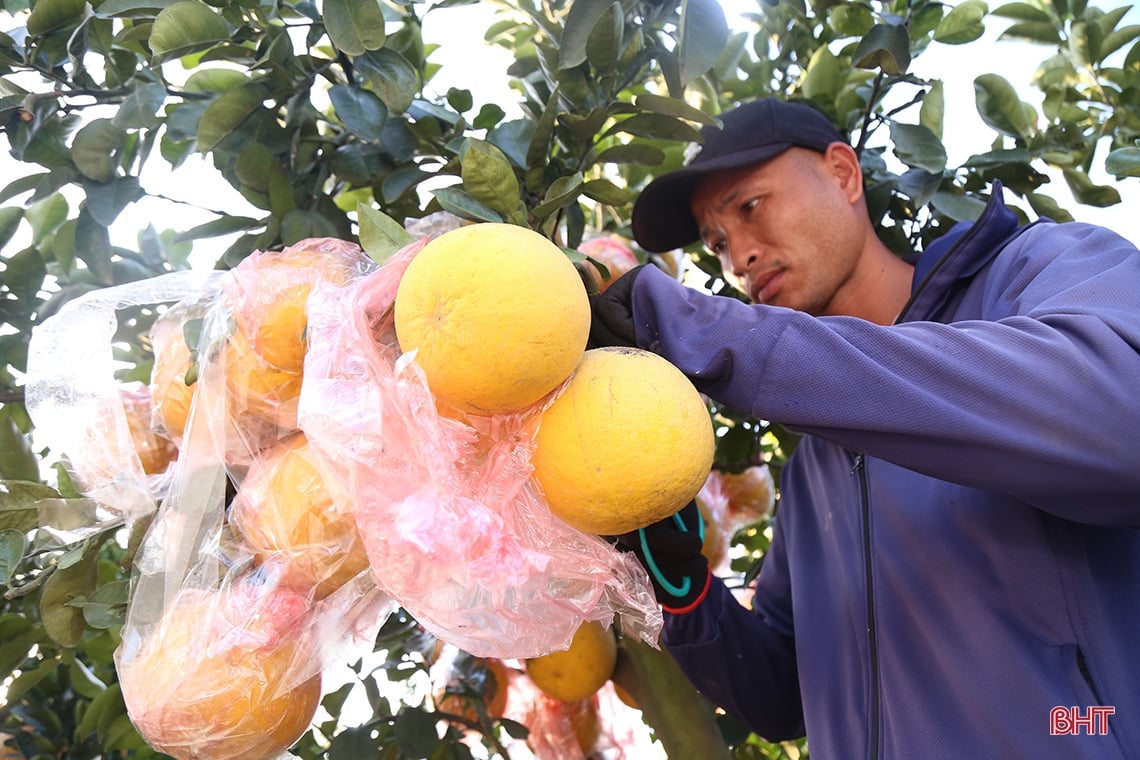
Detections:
690,147,866,316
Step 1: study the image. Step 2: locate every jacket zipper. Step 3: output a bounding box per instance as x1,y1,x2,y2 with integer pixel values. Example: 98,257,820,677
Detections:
853,452,881,759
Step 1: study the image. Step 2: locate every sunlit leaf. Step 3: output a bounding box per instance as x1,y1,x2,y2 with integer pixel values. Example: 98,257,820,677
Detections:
678,0,728,83
323,0,386,56
197,83,266,153
852,22,911,74
890,122,947,173
934,0,987,44
1105,146,1140,178
604,113,704,142
357,203,413,264
585,3,622,72
355,48,419,114
148,1,229,63
974,73,1034,138
634,93,718,126
71,119,125,183
801,44,840,99
27,0,86,35
920,80,945,140
560,0,615,69
462,139,519,214
431,186,504,223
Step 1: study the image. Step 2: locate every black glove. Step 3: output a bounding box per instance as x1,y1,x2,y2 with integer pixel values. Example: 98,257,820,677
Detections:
587,264,647,349
617,500,711,614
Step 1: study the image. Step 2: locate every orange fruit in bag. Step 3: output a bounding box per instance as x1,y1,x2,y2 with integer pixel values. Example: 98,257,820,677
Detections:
436,656,512,724
531,347,715,535
393,223,589,415
119,583,321,760
525,621,617,703
229,432,369,599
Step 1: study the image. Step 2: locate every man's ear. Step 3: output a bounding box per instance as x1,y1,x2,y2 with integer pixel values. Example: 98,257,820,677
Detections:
824,142,864,203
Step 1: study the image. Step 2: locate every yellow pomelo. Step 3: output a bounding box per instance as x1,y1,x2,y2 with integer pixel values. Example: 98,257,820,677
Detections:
149,309,197,442
119,583,322,760
525,621,617,703
226,238,366,373
530,347,715,535
230,432,369,599
223,325,304,429
393,223,590,415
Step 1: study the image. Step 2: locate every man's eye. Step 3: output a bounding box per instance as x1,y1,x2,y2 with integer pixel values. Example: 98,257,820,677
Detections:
742,198,759,214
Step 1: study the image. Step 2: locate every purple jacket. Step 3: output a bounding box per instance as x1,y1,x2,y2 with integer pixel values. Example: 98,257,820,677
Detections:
628,192,1140,759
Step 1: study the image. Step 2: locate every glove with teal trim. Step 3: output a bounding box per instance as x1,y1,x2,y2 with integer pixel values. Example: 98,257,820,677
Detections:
617,500,711,614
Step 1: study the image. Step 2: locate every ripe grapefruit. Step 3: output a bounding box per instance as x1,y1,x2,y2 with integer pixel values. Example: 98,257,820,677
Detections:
524,621,617,703
119,384,178,475
149,307,197,442
530,347,715,535
578,234,640,293
229,432,369,599
393,223,590,415
118,583,321,760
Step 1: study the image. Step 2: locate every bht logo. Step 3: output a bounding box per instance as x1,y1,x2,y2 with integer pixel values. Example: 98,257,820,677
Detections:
1050,706,1115,736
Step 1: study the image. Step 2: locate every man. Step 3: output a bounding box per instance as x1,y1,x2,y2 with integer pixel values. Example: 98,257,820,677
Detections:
592,98,1140,759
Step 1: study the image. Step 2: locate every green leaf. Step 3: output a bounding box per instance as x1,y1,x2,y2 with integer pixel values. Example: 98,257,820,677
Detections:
1105,146,1140,178
183,67,247,93
462,139,520,215
585,2,622,73
0,528,27,585
3,248,46,301
113,82,167,129
604,113,704,142
920,80,945,140
852,22,911,74
999,20,1063,44
595,143,665,165
355,48,419,114
934,0,987,44
829,3,875,36
974,73,1037,139
531,172,583,219
1027,192,1074,222
357,203,413,263
83,176,143,226
991,2,1054,23
27,0,86,34
148,1,229,63
75,210,114,284
0,418,40,482
1062,168,1121,206
1101,24,1140,61
0,614,38,676
890,122,947,173
560,0,615,69
280,209,340,245
197,83,266,153
930,191,988,221
634,93,719,126
172,214,260,242
329,84,388,142
581,178,631,205
393,707,440,758
0,206,23,249
40,544,100,648
801,44,841,99
323,0,386,56
431,186,505,223
72,119,126,183
678,0,728,83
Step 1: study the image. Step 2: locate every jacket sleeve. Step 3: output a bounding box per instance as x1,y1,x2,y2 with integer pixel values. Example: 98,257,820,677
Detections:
663,512,804,741
629,225,1140,527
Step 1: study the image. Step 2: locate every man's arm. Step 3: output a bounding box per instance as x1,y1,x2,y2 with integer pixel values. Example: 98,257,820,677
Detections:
624,227,1140,525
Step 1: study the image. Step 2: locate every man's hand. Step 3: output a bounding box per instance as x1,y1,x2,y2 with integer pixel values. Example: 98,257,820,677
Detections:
617,500,711,614
587,264,646,349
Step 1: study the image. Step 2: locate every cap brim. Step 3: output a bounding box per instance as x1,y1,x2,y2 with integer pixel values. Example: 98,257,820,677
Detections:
631,142,794,253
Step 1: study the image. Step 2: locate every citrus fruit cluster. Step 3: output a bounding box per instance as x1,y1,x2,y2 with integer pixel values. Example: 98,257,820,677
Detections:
393,222,715,537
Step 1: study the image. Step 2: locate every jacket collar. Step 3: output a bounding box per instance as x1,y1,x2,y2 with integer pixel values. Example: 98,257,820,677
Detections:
898,182,1023,322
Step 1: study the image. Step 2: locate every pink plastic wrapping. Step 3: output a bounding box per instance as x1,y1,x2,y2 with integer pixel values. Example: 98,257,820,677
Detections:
28,230,664,758
695,465,776,573
300,238,661,658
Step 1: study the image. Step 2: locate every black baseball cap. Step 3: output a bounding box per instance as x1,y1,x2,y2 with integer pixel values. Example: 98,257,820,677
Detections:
631,98,846,252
